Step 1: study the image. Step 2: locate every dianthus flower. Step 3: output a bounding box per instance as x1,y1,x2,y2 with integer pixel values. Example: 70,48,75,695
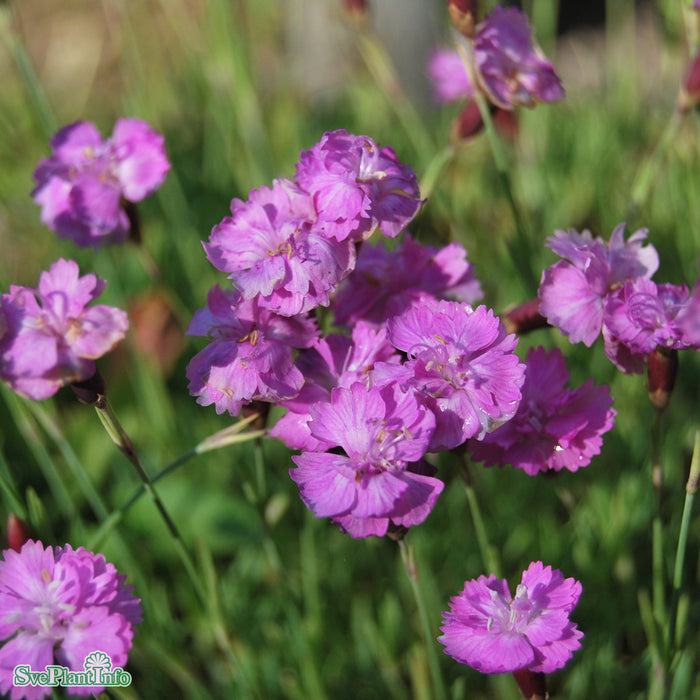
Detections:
32,119,170,247
205,179,355,316
677,281,700,348
0,259,128,400
290,382,441,538
270,322,401,451
186,285,318,415
470,347,615,474
439,561,583,674
332,234,483,327
427,7,563,110
603,279,692,374
295,129,423,242
0,540,141,700
383,300,525,451
473,6,564,109
538,224,659,346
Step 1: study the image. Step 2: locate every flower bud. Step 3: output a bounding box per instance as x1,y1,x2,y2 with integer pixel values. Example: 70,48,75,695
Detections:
342,0,369,25
70,369,107,408
6,514,33,552
512,668,548,699
450,100,484,142
502,298,549,335
647,347,678,411
677,53,700,114
448,0,478,38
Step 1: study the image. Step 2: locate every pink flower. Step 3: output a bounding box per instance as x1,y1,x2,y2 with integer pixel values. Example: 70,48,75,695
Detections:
439,561,583,674
0,540,141,700
32,119,170,247
332,233,483,328
385,300,525,451
290,382,441,538
295,129,423,242
186,285,318,416
205,179,355,316
538,224,659,346
0,259,128,400
470,347,616,475
427,49,474,103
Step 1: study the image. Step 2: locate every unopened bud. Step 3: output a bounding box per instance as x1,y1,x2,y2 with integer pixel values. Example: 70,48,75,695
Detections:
123,200,142,245
241,400,271,431
448,0,477,38
7,514,33,552
647,347,678,411
512,668,548,700
70,369,107,408
342,0,369,25
493,107,519,141
450,99,484,142
678,53,700,114
502,298,549,335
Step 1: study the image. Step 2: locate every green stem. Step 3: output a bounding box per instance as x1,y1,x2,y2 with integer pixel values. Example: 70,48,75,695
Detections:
456,44,538,293
459,453,502,577
650,410,666,635
1,3,58,138
93,395,207,605
667,431,700,655
419,144,456,201
398,539,447,700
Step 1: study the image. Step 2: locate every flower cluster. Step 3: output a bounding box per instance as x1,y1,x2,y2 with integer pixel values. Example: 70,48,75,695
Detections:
439,561,583,674
0,259,128,400
0,540,141,700
470,346,616,475
428,5,564,110
32,119,170,248
539,224,700,372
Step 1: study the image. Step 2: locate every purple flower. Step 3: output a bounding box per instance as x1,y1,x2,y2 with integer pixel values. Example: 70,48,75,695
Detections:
384,300,525,451
295,129,423,242
270,322,401,451
604,280,691,368
205,179,355,316
0,540,141,700
470,347,616,475
539,224,659,346
290,382,441,538
0,259,128,400
186,285,318,415
427,49,474,103
439,561,583,674
473,7,565,109
32,119,170,247
677,281,700,348
332,233,483,327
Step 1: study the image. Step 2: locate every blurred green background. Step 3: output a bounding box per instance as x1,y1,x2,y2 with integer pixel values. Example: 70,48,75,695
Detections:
1,0,700,698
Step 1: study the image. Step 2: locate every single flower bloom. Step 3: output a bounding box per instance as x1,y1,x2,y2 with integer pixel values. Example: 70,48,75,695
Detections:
290,382,441,538
186,285,318,416
538,223,659,346
0,259,128,400
473,6,564,109
270,322,401,451
205,179,356,316
332,233,483,327
470,346,616,475
32,119,170,247
295,129,423,242
386,300,525,451
0,540,141,700
604,280,691,367
676,280,700,348
439,561,583,674
427,48,474,103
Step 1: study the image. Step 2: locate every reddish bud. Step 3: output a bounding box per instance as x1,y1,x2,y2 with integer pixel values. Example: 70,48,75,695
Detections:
70,369,107,408
647,347,678,411
678,53,700,113
448,0,478,38
7,514,33,552
512,669,548,699
342,0,369,25
502,298,549,335
451,100,485,142
493,107,520,141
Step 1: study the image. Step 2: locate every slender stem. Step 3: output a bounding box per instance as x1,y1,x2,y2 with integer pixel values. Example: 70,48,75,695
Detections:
459,453,502,577
667,431,700,654
398,539,447,700
650,410,666,633
93,396,207,605
456,44,538,293
419,144,456,201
